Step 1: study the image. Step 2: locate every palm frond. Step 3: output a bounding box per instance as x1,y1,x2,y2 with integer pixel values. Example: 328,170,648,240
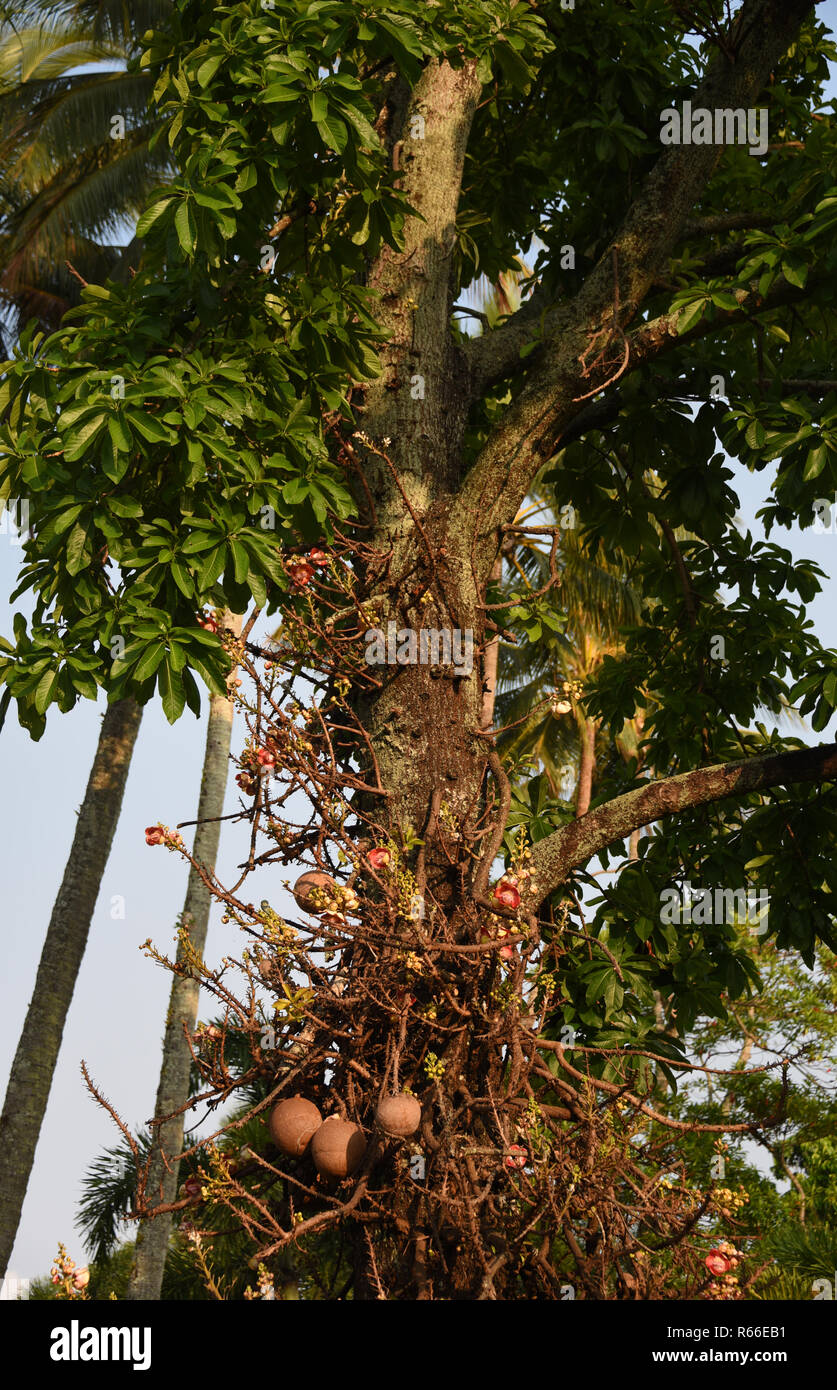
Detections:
763,1223,837,1280
75,1129,152,1264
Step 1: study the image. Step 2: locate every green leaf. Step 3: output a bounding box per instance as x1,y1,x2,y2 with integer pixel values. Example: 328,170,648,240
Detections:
125,410,172,444
231,539,250,585
34,667,57,715
133,643,165,683
187,651,228,697
309,90,328,122
63,413,107,461
262,80,300,103
66,521,92,575
108,414,133,453
136,198,174,238
676,299,709,336
316,114,348,153
159,656,186,723
804,442,827,481
107,496,144,518
175,200,197,256
781,259,808,289
197,54,223,87
170,560,194,598
182,665,202,717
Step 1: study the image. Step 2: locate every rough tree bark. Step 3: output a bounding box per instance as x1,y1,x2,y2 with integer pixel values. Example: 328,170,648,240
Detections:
342,6,824,1292
125,614,242,1301
352,2,818,855
0,697,142,1277
355,58,487,849
351,0,819,876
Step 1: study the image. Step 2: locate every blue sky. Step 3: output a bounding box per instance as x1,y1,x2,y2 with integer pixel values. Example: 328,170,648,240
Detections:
2,3,837,1284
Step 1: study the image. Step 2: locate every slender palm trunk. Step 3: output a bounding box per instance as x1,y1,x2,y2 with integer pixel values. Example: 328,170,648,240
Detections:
575,716,597,817
126,615,241,1301
0,697,142,1277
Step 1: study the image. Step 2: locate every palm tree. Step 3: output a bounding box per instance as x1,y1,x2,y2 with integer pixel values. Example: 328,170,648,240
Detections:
0,0,171,343
0,697,142,1276
0,7,252,1297
492,502,641,810
126,615,243,1301
0,0,174,1277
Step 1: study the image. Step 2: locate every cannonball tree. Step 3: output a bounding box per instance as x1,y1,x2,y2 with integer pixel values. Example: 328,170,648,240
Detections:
3,0,837,1299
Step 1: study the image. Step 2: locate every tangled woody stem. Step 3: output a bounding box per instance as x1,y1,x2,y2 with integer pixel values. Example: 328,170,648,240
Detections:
89,523,792,1301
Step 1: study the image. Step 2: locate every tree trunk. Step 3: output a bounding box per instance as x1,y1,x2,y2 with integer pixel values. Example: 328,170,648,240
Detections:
125,615,241,1301
575,717,597,817
480,557,503,730
0,697,142,1277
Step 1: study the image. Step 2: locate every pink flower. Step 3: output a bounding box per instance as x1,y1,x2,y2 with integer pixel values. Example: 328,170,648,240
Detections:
309,548,329,567
197,611,218,633
72,1267,89,1290
505,1145,527,1170
145,825,165,846
479,924,516,959
256,747,276,768
286,559,314,587
705,1250,731,1276
367,847,391,870
493,879,521,910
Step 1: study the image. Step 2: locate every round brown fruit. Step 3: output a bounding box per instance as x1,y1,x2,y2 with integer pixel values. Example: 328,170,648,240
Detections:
268,1096,322,1157
376,1092,421,1138
311,1115,367,1178
292,870,337,913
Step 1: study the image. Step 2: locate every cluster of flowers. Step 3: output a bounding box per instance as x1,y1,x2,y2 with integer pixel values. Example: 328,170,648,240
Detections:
236,741,278,795
311,881,360,927
478,861,537,959
285,546,329,588
50,1245,89,1296
551,678,584,716
712,1186,750,1218
703,1241,745,1299
144,823,185,849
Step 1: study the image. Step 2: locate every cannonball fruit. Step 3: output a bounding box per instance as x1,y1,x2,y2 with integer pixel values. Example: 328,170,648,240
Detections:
269,1096,322,1157
376,1092,421,1138
293,870,337,913
311,1115,366,1178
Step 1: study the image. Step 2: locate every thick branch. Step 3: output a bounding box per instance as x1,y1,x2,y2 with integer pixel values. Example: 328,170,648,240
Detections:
463,215,777,396
625,271,815,371
528,741,837,906
681,212,776,237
